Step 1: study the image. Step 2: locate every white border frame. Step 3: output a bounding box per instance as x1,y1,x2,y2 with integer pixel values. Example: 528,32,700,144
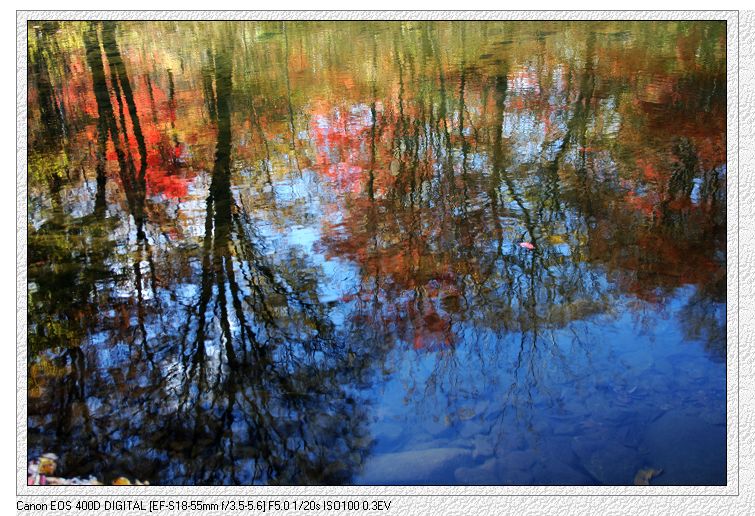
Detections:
16,10,743,504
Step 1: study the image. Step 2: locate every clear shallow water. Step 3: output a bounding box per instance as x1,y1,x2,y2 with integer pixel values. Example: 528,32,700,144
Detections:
27,20,726,485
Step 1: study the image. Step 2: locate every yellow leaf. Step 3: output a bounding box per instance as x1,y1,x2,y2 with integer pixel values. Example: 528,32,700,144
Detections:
633,467,662,486
548,234,567,245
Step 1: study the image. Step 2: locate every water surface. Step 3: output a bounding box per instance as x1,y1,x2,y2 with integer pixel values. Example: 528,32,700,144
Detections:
27,20,726,485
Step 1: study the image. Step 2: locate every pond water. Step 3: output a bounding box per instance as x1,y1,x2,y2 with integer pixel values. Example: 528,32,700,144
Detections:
27,20,726,485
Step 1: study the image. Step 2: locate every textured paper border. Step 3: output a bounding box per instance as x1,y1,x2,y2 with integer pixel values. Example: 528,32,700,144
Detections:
16,10,743,505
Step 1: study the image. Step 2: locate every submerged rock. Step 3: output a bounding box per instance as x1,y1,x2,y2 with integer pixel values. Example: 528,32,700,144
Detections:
539,457,595,485
454,457,498,484
571,436,639,485
493,449,539,485
502,450,537,471
471,433,496,459
357,447,472,484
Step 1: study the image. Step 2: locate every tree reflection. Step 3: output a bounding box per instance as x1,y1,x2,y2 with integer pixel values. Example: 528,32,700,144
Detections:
314,23,726,440
29,25,375,485
27,21,726,485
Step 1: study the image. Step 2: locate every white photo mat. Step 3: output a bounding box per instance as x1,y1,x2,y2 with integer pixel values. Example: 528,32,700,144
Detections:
15,9,748,513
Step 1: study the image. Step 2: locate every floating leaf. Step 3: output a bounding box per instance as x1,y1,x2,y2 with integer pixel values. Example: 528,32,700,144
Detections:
548,234,567,245
38,454,57,475
633,467,663,485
